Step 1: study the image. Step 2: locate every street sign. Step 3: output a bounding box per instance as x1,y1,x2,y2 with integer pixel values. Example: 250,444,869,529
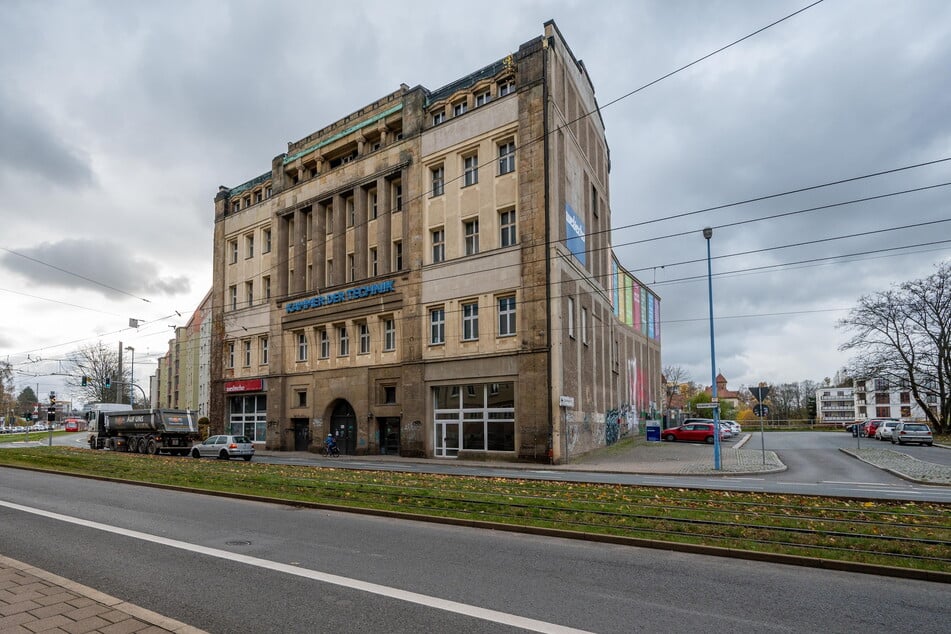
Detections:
750,386,770,402
754,404,770,417
696,402,719,409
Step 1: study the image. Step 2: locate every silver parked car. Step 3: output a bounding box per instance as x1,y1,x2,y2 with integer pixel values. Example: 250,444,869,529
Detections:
191,435,255,461
890,422,933,446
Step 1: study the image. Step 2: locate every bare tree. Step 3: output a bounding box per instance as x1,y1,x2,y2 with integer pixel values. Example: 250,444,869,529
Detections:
662,364,690,413
0,361,15,422
64,342,131,406
839,262,950,432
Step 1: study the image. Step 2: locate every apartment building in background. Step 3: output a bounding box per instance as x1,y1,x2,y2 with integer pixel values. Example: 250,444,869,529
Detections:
816,378,940,424
207,21,662,461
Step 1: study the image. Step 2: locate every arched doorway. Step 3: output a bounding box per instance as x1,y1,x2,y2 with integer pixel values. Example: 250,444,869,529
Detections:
330,400,357,455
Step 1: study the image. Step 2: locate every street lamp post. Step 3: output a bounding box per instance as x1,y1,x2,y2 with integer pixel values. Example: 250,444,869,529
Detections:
125,346,135,407
703,227,722,470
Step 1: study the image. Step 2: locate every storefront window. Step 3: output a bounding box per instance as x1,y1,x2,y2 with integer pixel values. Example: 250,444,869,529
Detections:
433,382,514,452
229,394,266,442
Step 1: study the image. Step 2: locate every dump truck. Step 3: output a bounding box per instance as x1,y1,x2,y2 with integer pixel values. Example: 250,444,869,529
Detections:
87,407,200,456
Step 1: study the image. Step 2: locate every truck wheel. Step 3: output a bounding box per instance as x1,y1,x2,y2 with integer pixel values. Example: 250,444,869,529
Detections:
138,438,148,454
191,448,201,459
147,440,159,455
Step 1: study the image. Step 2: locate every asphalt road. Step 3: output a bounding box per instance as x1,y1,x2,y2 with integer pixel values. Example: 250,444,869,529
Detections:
1,469,948,633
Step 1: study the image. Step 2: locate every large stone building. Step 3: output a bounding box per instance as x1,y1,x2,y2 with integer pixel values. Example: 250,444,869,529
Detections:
209,21,661,461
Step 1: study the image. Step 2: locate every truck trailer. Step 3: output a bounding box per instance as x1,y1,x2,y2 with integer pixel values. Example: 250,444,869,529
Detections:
87,407,200,456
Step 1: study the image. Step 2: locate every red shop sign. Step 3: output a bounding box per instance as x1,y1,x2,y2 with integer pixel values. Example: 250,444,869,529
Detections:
225,379,264,393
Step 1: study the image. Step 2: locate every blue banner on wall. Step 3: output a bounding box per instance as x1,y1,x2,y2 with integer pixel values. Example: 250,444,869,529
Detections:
565,203,586,266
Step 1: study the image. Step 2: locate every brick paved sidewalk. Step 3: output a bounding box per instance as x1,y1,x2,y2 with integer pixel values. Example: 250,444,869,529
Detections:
0,555,204,634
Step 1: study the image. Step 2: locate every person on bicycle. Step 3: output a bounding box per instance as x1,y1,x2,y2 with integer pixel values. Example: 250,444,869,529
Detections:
325,433,337,452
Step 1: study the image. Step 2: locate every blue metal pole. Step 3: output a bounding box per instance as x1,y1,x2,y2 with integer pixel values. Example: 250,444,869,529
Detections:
704,229,721,470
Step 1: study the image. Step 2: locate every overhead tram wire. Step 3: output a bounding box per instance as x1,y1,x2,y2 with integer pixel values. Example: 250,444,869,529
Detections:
650,238,951,287
628,217,951,273
0,247,152,303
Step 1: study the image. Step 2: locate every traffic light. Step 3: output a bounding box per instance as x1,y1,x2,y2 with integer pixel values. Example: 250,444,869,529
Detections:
105,377,111,388
49,392,56,407
81,376,88,386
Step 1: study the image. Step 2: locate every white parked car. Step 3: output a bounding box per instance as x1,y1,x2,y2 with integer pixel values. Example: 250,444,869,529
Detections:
875,420,901,441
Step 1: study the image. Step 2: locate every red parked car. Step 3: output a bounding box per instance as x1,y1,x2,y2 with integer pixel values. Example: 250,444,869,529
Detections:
863,418,898,438
662,422,729,444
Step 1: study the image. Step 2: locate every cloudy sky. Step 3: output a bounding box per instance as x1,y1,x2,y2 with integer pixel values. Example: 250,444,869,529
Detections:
1,0,949,403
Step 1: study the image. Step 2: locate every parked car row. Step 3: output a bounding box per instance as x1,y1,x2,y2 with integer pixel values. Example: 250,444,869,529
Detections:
0,423,54,434
662,418,742,444
845,418,935,446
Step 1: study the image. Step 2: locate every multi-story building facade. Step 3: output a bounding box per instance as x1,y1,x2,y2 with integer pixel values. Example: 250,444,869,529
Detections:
209,22,661,461
852,378,938,421
154,291,211,417
816,386,854,425
816,379,940,424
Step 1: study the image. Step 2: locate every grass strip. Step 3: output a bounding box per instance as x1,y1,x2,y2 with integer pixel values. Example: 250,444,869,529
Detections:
1,447,949,573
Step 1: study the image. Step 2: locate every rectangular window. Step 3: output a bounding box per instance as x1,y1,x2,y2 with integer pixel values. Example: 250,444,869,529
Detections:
255,190,263,204
498,296,516,336
876,406,891,417
245,281,254,306
433,111,445,125
266,186,272,198
263,228,272,253
338,326,349,356
346,198,355,227
462,302,479,341
581,307,588,345
464,219,479,255
393,241,403,270
498,79,515,96
243,340,252,367
432,228,445,263
245,234,254,258
326,259,333,287
319,329,330,359
297,332,308,361
359,323,370,354
263,276,271,300
261,337,269,365
244,195,251,208
369,247,378,276
498,141,515,175
394,182,402,212
327,208,334,233
430,308,445,345
383,318,396,351
232,200,240,213
463,154,478,186
296,390,307,408
347,253,355,282
369,191,378,219
453,100,468,116
384,386,397,404
499,208,516,247
229,286,237,311
567,297,575,338
431,165,444,197
475,90,491,106
229,240,238,264
227,342,235,369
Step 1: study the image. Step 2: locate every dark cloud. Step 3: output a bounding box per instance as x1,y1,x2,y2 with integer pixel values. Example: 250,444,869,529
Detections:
0,239,191,298
0,88,95,188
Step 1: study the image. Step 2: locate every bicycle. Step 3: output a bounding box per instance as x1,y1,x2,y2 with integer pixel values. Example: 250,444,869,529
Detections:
320,444,340,457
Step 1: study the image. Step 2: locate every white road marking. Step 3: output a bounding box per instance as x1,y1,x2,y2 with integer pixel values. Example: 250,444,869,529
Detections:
0,499,591,634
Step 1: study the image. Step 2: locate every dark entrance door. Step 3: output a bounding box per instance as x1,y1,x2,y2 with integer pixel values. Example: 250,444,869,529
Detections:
330,401,357,455
379,417,400,455
292,418,310,451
